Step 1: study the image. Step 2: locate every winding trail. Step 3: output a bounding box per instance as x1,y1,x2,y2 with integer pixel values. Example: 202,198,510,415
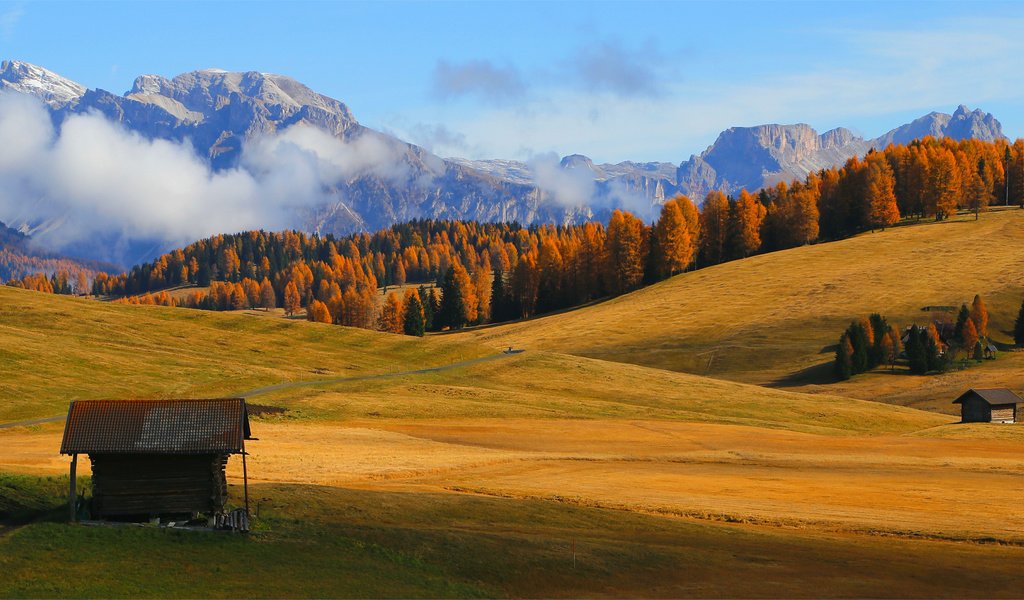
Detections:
0,351,520,430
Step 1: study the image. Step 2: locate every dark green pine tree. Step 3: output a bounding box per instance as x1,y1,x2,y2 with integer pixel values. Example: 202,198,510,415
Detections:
954,304,970,348
490,269,509,323
848,321,870,375
1014,298,1024,347
418,286,435,332
834,332,853,381
907,325,929,375
868,313,889,369
197,261,212,287
436,266,467,330
403,292,425,337
925,335,943,373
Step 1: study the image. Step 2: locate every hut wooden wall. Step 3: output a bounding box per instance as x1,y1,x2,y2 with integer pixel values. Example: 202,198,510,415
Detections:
90,454,229,518
960,396,992,423
990,404,1015,423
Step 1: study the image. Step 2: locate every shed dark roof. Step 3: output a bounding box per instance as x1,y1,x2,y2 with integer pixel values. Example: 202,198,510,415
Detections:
60,399,250,455
952,389,1023,406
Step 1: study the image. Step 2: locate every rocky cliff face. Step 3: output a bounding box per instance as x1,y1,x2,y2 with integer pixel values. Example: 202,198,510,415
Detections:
874,104,1005,148
0,60,85,108
674,107,1005,199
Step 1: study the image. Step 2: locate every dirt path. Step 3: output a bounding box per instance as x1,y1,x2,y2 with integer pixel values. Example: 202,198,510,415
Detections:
0,351,518,430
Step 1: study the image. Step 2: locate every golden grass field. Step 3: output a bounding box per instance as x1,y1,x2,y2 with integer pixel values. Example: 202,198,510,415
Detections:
4,213,1024,596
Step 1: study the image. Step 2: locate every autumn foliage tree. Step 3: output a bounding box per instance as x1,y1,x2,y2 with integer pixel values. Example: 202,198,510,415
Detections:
653,199,693,277
283,281,302,316
970,294,988,337
605,209,646,294
306,299,332,323
377,292,404,333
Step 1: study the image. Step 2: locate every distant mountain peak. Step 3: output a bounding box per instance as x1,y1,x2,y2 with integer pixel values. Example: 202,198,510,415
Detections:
874,104,1004,148
0,59,86,107
560,154,596,170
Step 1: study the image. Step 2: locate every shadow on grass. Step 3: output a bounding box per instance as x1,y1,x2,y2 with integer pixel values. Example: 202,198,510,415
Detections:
0,473,75,527
768,361,836,387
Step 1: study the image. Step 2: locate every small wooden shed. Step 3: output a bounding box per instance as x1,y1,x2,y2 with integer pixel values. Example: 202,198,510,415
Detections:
952,389,1021,424
60,398,252,520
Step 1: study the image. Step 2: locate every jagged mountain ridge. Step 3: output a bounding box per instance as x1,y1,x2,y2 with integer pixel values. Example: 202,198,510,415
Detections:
0,59,1009,266
0,60,592,251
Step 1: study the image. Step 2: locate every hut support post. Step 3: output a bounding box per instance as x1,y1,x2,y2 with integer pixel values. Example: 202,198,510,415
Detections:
242,448,250,518
68,454,77,522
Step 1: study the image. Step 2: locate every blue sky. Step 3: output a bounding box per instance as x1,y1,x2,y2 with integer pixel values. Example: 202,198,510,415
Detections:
3,1,1024,163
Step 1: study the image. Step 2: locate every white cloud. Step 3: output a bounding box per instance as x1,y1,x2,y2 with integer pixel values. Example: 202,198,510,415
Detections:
526,152,595,207
0,93,411,255
419,17,1024,163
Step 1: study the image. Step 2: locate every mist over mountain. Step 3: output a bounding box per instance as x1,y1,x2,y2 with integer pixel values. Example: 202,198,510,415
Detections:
0,59,1008,266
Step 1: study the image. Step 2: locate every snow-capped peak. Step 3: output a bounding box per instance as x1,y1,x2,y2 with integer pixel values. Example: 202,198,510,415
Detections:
0,59,86,108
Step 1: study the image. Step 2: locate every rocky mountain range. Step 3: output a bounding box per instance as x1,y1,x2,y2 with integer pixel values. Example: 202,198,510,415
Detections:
0,59,1009,266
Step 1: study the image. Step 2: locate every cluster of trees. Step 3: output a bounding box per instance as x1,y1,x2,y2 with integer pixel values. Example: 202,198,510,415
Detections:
834,314,902,380
816,137,1023,238
6,269,90,295
904,293,990,373
836,295,990,379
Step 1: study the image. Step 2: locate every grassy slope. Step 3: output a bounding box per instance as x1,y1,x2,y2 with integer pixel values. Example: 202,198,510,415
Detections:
0,285,488,422
264,352,946,435
0,282,946,435
456,209,1024,410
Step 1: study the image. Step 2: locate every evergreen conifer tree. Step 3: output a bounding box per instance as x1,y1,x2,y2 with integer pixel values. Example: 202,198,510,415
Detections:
835,333,854,380
418,286,435,331
1015,298,1024,346
849,321,870,374
490,269,509,323
907,325,929,375
437,266,468,330
402,291,425,337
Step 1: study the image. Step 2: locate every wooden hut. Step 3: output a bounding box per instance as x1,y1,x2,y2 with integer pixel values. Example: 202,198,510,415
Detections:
60,398,252,521
952,389,1021,424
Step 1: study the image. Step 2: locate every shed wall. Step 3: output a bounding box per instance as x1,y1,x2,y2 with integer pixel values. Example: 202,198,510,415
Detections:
959,396,992,423
990,404,1016,423
90,454,229,517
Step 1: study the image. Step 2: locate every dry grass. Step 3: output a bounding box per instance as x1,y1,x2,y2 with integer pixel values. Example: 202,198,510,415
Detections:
258,351,948,435
455,210,1024,398
10,416,1024,545
0,285,488,422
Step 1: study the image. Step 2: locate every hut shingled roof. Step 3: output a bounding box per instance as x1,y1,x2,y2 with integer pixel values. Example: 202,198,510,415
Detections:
60,399,250,455
952,389,1023,406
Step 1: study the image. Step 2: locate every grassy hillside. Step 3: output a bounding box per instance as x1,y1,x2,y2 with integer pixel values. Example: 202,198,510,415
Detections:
0,285,488,422
457,209,1024,408
3,246,1024,597
0,282,945,434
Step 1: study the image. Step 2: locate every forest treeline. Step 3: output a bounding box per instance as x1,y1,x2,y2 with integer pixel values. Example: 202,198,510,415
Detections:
14,135,1024,333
